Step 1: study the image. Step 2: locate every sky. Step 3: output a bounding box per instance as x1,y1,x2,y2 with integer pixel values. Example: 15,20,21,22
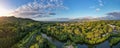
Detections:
0,0,120,21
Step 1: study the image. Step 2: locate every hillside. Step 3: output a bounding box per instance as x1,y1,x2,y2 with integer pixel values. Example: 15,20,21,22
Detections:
0,16,120,48
0,16,55,48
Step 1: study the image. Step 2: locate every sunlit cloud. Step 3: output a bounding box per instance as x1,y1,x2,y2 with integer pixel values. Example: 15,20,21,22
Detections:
12,0,66,18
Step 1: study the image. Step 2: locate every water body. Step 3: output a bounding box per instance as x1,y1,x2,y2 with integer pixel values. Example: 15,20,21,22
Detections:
41,33,120,48
111,41,120,48
41,33,64,48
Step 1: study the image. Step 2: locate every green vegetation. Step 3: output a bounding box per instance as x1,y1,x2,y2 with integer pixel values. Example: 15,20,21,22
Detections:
110,32,120,46
41,21,113,44
110,37,120,46
63,41,77,48
0,16,120,48
0,17,55,48
109,21,120,46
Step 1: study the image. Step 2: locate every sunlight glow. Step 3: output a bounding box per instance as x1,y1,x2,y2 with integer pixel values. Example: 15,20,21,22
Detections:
0,6,12,16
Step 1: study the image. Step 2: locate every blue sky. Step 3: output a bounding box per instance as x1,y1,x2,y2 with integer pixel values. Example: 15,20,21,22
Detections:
60,0,120,18
0,0,120,20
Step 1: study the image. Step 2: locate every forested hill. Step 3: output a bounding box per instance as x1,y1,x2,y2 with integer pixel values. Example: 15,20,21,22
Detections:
0,16,56,48
0,16,35,48
0,16,120,48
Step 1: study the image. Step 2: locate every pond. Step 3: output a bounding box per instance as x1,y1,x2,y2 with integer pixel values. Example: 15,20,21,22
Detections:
41,33,120,48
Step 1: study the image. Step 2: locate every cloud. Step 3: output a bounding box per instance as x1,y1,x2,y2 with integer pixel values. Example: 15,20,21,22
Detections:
107,12,120,19
100,12,120,20
96,8,100,12
98,0,104,6
93,0,104,12
12,0,66,18
99,3,104,6
89,0,104,12
49,18,71,21
94,0,103,12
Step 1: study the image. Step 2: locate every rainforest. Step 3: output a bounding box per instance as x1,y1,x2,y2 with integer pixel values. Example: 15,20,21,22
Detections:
0,16,120,48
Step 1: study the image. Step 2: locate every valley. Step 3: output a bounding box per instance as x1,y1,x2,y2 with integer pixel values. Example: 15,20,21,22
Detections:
0,17,120,48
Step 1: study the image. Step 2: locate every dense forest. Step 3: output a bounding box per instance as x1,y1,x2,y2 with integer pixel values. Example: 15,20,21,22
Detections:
0,16,55,48
0,16,120,48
